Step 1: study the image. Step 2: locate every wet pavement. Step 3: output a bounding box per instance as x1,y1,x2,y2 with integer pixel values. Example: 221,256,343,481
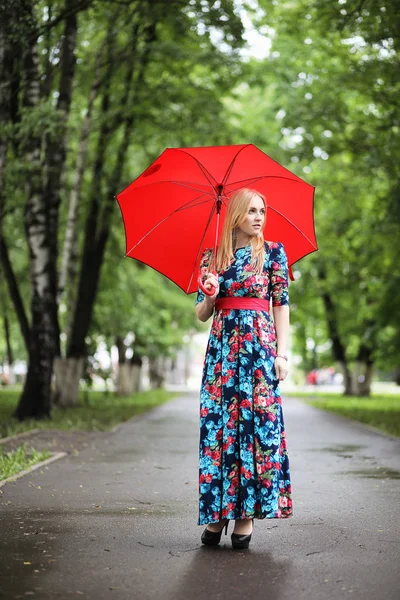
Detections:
0,393,399,600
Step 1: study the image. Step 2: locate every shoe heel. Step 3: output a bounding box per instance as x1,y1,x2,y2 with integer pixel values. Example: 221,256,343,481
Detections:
201,519,229,546
231,519,254,550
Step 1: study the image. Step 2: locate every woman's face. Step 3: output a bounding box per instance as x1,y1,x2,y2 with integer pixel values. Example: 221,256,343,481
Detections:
237,195,265,237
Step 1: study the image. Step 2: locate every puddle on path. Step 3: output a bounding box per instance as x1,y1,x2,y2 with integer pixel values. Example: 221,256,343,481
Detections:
318,444,366,454
346,467,400,480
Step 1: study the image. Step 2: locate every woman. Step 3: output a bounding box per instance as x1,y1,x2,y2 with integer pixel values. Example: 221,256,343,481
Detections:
195,187,292,550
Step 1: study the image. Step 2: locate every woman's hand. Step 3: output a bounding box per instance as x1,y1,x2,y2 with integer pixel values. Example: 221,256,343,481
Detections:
274,356,289,381
203,272,220,302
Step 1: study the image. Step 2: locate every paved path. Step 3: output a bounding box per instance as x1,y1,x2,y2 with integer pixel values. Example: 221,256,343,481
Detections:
1,393,399,600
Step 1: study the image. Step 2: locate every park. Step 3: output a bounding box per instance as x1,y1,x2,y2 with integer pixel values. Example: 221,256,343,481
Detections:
1,1,399,598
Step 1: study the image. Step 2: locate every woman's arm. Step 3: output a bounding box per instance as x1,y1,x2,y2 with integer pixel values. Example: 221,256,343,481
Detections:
272,305,290,381
273,305,290,357
195,295,216,322
270,242,290,381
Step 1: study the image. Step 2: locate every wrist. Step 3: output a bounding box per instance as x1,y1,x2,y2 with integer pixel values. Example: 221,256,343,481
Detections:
276,354,288,361
204,296,215,306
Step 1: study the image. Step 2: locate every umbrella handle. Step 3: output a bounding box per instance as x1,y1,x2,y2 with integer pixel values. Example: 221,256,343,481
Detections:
197,276,217,297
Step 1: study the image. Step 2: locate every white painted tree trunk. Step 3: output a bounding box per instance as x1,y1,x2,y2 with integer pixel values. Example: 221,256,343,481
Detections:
132,364,142,393
7,365,16,385
351,360,363,395
53,356,84,407
115,363,143,396
116,363,134,396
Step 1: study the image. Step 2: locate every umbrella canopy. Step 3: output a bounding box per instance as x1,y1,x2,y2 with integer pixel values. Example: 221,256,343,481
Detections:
116,143,317,294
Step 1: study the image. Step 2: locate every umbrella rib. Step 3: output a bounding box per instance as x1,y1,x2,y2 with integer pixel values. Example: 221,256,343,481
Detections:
186,203,217,294
222,144,252,186
171,181,215,197
224,176,265,191
267,205,318,249
226,174,306,189
125,193,214,256
118,179,215,195
175,149,218,190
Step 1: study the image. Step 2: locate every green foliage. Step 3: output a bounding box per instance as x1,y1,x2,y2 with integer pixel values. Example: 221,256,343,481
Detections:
0,443,52,481
244,0,400,377
2,0,399,394
2,0,247,375
17,102,64,144
93,247,202,359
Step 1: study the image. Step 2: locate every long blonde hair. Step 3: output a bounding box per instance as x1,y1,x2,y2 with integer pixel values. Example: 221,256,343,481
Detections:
210,188,266,275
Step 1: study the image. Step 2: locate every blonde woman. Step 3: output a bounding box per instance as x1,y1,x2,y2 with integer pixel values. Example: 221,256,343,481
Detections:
195,187,292,550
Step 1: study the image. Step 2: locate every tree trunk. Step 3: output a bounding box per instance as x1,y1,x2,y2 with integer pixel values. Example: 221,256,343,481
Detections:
318,264,352,394
3,315,13,365
361,361,374,396
58,55,100,305
15,20,55,421
3,315,15,384
149,356,166,389
115,335,126,364
53,356,84,407
0,3,31,353
131,353,143,393
0,239,31,350
43,7,78,361
116,363,136,396
115,335,130,395
114,336,143,395
17,4,79,418
352,343,374,396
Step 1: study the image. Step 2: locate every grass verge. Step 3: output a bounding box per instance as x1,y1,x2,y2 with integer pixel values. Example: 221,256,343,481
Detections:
0,443,53,481
0,388,178,439
285,391,400,437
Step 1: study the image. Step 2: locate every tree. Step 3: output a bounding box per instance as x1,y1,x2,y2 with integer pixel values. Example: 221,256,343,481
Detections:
1,0,246,417
240,0,400,393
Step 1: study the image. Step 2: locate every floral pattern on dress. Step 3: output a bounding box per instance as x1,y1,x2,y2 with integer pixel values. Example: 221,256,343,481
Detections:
195,241,292,525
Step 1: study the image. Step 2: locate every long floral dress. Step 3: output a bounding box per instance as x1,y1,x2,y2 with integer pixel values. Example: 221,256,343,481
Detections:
195,241,293,525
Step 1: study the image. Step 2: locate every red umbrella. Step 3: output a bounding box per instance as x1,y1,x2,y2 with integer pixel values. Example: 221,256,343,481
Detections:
115,143,317,295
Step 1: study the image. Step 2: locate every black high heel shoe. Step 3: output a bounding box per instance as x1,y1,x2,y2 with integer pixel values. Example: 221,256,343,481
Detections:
231,519,254,550
201,519,229,546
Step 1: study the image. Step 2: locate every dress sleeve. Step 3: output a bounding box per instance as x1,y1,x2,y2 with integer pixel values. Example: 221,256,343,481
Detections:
195,248,213,306
269,242,290,307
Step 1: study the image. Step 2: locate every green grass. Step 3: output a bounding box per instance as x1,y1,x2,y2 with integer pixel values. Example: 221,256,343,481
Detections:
285,391,400,437
0,443,52,481
0,388,179,439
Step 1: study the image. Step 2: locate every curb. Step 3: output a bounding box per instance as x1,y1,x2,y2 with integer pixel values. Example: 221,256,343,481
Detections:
0,428,41,445
0,451,67,488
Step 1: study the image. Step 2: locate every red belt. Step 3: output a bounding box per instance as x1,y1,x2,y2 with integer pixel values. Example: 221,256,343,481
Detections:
214,297,270,311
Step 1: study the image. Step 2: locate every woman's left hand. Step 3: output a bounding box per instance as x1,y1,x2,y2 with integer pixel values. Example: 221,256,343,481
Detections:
274,356,289,381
